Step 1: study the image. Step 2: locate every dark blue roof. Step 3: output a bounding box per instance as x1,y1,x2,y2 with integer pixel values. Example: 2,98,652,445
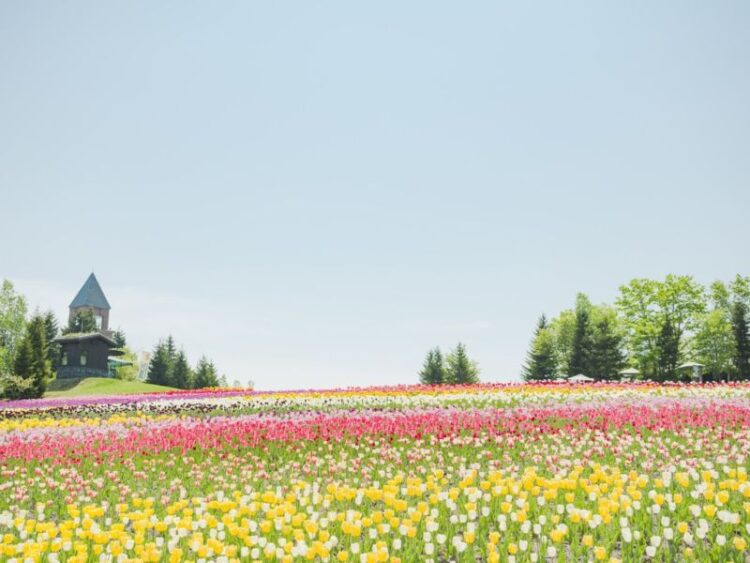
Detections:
70,273,111,310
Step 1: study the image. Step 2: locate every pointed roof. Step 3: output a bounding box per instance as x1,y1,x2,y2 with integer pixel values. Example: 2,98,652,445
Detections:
69,273,111,310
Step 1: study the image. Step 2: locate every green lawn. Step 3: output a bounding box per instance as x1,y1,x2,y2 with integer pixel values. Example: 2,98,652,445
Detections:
45,377,175,397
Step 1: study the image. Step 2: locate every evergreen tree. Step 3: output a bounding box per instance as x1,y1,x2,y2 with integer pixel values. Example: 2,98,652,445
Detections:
193,356,219,388
165,335,177,362
522,315,557,380
43,311,60,367
732,301,750,380
147,342,172,386
171,350,193,389
112,329,127,348
588,316,626,380
568,305,592,376
11,315,53,398
419,347,446,385
445,343,480,384
656,319,680,381
64,310,98,334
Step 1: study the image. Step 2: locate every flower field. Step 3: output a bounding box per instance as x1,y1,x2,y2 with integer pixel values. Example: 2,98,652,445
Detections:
2,384,750,562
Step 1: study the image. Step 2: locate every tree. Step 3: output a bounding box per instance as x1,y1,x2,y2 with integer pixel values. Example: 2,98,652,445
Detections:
64,309,98,334
587,313,626,380
732,301,750,380
8,315,53,399
112,329,127,348
522,315,557,381
112,347,140,381
43,311,60,367
694,309,735,379
0,279,28,377
147,341,172,386
548,309,576,375
171,350,193,389
656,318,680,381
616,275,706,378
419,347,446,385
568,295,593,376
193,356,219,388
445,343,479,384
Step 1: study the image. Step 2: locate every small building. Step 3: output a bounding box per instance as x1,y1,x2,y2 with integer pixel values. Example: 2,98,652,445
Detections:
54,273,118,379
55,332,117,379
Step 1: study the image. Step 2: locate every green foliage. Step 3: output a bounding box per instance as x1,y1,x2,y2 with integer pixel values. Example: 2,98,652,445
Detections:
522,315,557,381
4,314,54,399
694,309,735,377
146,341,173,387
419,347,446,385
171,350,193,390
587,311,626,380
616,275,706,378
64,309,98,334
445,342,480,384
193,356,219,388
112,329,127,348
732,301,750,379
0,279,28,377
43,311,60,367
112,347,140,381
568,296,593,377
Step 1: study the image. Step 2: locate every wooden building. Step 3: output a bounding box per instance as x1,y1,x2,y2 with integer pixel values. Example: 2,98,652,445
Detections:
55,273,119,379
55,332,117,379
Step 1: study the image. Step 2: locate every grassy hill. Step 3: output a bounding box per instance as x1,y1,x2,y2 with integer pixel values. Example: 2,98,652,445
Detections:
45,377,175,397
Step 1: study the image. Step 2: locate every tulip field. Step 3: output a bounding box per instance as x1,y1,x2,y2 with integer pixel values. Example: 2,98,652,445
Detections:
3,384,750,562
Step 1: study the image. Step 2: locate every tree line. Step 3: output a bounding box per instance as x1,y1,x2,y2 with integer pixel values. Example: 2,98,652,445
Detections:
418,342,480,385
146,336,226,389
0,278,230,399
523,274,750,382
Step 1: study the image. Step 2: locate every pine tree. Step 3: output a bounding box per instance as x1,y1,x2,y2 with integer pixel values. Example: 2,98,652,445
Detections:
522,315,557,381
112,329,127,348
588,316,626,380
171,350,193,389
419,348,446,385
732,301,750,380
147,342,172,386
11,315,53,398
656,318,680,381
193,356,219,388
568,306,592,376
43,311,60,367
446,343,480,384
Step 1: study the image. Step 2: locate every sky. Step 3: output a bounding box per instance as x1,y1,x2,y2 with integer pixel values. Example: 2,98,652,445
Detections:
1,2,748,390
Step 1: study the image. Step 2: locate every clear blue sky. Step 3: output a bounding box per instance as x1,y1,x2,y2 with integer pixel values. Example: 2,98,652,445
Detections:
1,2,748,390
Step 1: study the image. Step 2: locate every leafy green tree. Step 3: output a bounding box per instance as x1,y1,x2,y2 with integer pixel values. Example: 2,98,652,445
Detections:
147,341,172,386
0,279,28,377
419,348,446,385
732,301,750,380
522,315,557,380
616,275,706,378
694,309,735,378
64,309,98,334
193,356,219,388
171,350,193,389
445,343,479,384
111,347,140,381
548,309,576,375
